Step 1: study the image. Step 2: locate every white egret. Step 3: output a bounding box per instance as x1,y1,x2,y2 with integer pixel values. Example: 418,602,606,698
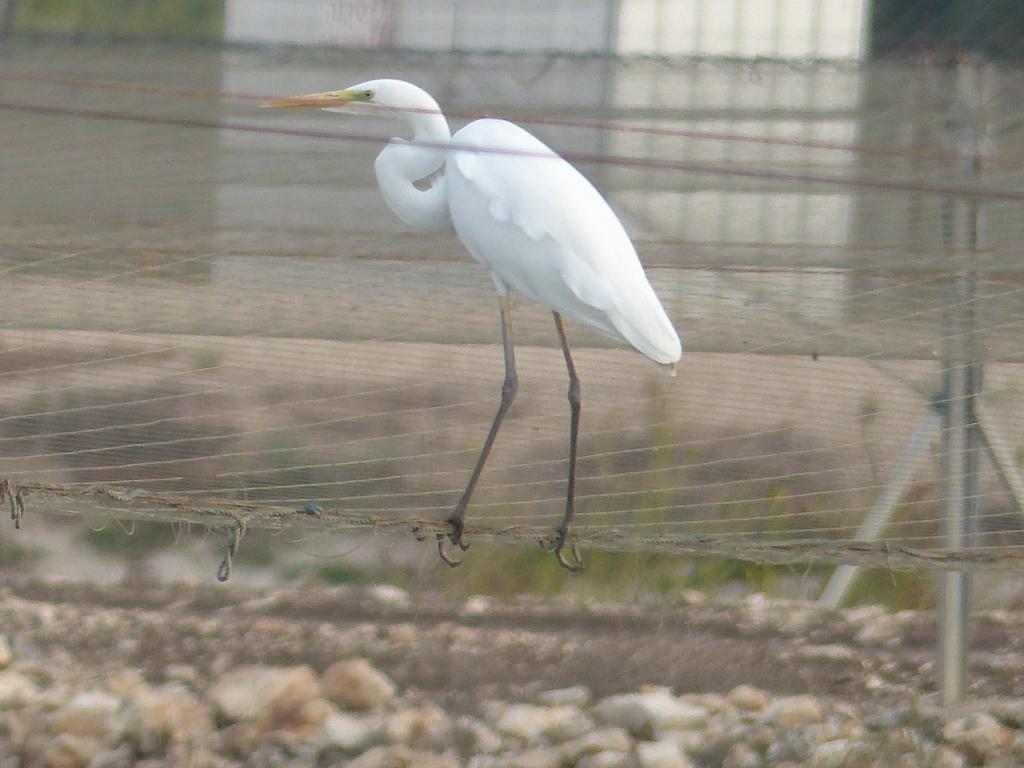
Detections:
264,79,682,570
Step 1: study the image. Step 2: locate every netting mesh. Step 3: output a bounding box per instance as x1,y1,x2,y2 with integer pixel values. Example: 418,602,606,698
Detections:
1,40,1023,573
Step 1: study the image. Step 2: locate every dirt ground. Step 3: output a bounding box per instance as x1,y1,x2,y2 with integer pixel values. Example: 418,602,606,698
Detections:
4,577,1024,714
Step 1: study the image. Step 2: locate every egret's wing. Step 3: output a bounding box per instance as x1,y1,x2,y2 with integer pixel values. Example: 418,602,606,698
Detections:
449,119,681,364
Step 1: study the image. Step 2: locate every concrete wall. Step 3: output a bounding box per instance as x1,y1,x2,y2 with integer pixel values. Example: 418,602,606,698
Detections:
225,0,868,59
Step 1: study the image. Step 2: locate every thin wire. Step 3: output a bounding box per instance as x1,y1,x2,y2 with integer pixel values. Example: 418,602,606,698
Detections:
0,68,1012,167
3,101,1023,201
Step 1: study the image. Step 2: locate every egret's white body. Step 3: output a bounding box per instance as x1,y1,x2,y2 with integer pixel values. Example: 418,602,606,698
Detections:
445,119,680,364
265,79,682,569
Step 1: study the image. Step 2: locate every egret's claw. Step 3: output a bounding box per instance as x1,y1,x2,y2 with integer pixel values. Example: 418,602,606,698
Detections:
437,534,463,567
436,518,469,567
551,527,584,572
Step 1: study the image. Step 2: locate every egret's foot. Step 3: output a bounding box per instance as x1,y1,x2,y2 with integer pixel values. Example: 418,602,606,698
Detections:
216,521,245,583
436,517,469,567
551,527,584,572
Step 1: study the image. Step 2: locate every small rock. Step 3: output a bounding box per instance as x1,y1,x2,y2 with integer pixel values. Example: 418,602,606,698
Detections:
538,685,591,708
723,742,761,768
122,682,211,753
943,712,1014,763
679,590,708,606
219,722,262,757
559,727,631,763
366,584,411,607
285,697,336,736
0,636,11,669
0,670,39,709
386,624,419,645
493,703,593,744
808,739,855,768
163,664,200,688
385,705,451,749
461,595,493,616
42,733,105,768
320,711,383,754
657,729,705,754
483,748,563,768
854,616,901,646
578,751,634,768
765,696,824,728
795,644,858,663
321,659,396,711
87,743,134,768
347,745,459,768
593,689,707,737
636,740,692,768
932,744,966,768
207,665,319,727
726,685,770,712
452,716,503,755
49,690,123,742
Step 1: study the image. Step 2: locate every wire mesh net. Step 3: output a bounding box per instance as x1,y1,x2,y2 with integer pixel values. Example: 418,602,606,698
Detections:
1,38,1024,574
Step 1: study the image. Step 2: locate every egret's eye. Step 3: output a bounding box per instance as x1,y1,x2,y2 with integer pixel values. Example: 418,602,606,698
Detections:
363,90,374,100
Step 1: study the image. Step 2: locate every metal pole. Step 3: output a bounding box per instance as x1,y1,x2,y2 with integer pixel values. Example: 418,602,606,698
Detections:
936,56,986,704
975,401,1024,514
819,409,940,608
938,344,972,703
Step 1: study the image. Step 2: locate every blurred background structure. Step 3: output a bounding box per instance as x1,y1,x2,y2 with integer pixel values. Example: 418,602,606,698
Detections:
2,0,1024,702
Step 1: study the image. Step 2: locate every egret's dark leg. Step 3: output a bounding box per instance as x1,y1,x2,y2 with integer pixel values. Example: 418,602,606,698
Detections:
439,294,518,567
551,311,584,571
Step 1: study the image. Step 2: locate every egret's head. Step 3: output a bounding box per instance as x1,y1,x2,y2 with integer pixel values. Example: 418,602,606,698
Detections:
262,79,439,115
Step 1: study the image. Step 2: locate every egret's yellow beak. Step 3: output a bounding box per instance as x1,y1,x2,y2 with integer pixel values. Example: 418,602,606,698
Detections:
261,89,366,109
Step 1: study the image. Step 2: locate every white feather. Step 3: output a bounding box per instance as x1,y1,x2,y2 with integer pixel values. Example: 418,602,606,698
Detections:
446,119,682,364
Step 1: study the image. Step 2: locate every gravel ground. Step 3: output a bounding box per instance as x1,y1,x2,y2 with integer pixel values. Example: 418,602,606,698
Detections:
2,580,1024,766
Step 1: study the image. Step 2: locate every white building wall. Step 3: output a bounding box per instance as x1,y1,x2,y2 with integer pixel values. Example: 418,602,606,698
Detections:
617,0,869,59
226,0,613,54
225,0,869,60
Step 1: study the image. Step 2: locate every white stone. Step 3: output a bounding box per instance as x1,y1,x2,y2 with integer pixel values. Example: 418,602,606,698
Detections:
0,670,39,709
808,739,856,768
764,696,824,728
49,690,124,741
853,616,901,646
943,713,1014,762
452,716,503,755
460,595,493,616
636,740,692,768
537,685,591,707
493,703,593,744
723,742,761,768
347,745,459,768
480,748,562,768
42,732,105,768
656,729,705,754
593,689,707,736
385,705,451,749
0,635,11,669
577,751,634,768
932,745,966,768
725,685,770,712
321,711,383,754
366,584,411,607
121,682,211,753
207,665,319,724
558,727,631,763
796,644,858,662
321,659,396,711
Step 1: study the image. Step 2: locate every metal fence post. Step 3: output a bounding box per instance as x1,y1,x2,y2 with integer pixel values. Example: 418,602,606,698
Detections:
937,55,988,705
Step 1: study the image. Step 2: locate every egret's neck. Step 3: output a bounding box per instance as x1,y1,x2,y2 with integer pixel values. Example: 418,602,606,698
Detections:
374,108,453,232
